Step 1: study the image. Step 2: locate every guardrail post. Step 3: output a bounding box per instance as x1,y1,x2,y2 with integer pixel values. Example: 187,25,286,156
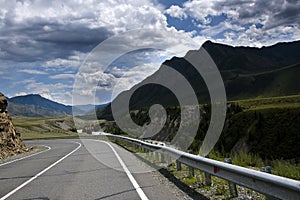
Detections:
188,166,195,177
127,141,131,148
155,151,159,162
145,148,150,157
150,149,154,160
167,155,172,166
204,155,212,186
161,151,165,163
261,166,279,200
133,143,138,150
149,149,153,159
187,150,195,177
224,158,238,198
176,160,182,171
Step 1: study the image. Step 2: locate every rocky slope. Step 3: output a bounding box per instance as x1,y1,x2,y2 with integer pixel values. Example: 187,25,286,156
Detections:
0,92,29,159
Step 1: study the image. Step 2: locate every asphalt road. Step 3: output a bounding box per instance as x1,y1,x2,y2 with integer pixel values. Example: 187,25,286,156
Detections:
0,139,190,200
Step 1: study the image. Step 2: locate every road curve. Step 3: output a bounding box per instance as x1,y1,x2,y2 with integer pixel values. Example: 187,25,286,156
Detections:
0,139,191,200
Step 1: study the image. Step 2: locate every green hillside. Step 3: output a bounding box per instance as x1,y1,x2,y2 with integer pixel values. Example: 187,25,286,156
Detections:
102,95,300,161
224,63,300,100
12,116,77,139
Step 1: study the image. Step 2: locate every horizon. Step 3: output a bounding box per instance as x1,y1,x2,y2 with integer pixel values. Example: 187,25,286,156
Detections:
7,92,110,106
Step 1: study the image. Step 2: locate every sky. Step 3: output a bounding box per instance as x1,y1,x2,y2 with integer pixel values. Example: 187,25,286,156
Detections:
0,0,299,105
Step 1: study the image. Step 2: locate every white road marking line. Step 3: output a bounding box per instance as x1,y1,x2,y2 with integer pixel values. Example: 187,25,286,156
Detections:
96,140,149,200
0,142,81,200
0,145,51,167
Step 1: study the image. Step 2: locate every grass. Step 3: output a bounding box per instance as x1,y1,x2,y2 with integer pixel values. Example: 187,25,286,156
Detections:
12,116,78,139
21,132,75,139
209,149,300,180
231,94,300,110
232,151,264,168
238,62,300,77
73,116,104,130
272,160,300,180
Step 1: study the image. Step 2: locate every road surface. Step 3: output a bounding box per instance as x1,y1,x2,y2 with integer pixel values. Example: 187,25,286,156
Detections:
0,139,191,200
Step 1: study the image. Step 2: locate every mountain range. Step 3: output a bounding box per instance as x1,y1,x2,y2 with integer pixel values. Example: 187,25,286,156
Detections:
97,40,300,119
7,94,106,117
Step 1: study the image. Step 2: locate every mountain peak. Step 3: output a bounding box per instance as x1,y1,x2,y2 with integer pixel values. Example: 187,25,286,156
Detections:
8,93,72,117
20,93,42,98
202,40,214,46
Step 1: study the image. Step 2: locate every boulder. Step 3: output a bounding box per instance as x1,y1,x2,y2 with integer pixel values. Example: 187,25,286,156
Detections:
0,93,7,112
0,92,29,159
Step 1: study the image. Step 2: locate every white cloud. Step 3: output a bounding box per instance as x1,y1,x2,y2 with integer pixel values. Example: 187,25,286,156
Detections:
111,62,161,98
165,1,218,24
43,51,86,71
200,21,245,37
72,28,206,104
2,0,168,33
19,78,74,105
49,74,75,79
165,0,300,47
17,69,48,75
164,5,187,20
14,92,28,97
215,24,300,47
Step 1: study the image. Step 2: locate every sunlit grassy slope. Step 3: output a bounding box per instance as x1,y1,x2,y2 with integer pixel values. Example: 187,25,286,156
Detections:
12,116,77,139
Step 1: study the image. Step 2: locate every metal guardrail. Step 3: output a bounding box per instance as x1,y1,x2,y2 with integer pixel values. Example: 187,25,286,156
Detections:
107,135,300,200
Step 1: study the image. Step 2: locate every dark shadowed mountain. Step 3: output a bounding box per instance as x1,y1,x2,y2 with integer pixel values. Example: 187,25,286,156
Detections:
97,40,300,120
7,94,73,117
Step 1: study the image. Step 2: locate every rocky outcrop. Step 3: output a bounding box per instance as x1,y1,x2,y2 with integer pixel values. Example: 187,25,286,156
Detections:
0,92,29,159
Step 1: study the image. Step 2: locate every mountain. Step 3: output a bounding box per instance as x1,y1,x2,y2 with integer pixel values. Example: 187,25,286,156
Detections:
7,94,73,117
74,103,109,113
97,40,300,119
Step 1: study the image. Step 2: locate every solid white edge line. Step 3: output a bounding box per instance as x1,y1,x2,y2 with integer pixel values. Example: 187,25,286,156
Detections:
0,145,51,167
0,142,81,200
96,140,149,200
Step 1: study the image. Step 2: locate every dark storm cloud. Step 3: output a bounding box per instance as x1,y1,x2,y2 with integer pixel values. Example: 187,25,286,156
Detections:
236,0,284,19
0,20,113,62
272,2,300,28
0,0,170,67
213,0,300,28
